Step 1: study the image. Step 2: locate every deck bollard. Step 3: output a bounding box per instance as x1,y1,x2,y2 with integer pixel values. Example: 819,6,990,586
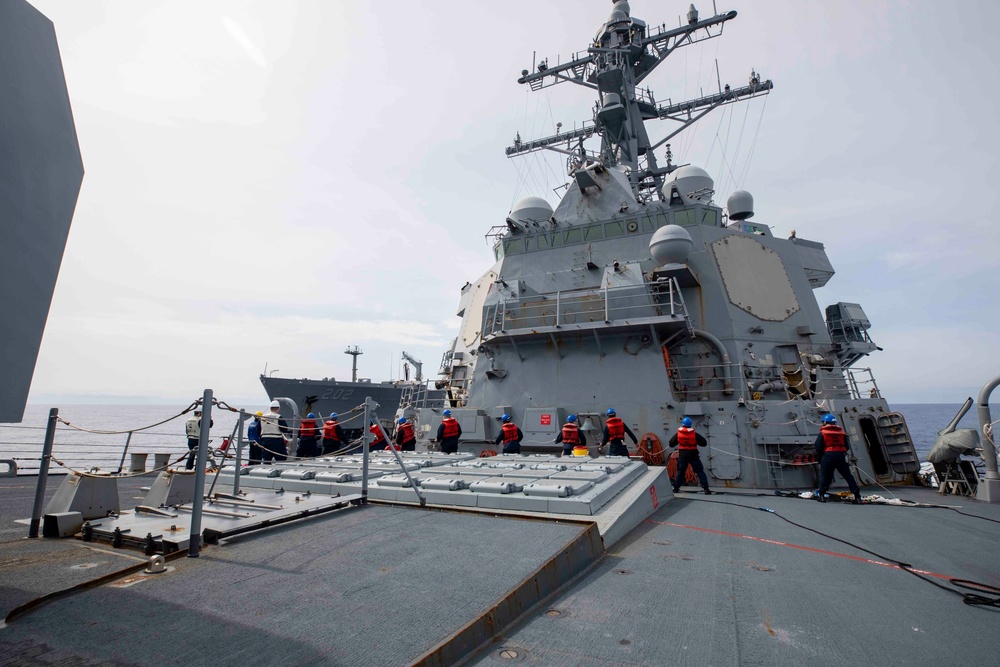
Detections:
129,452,148,473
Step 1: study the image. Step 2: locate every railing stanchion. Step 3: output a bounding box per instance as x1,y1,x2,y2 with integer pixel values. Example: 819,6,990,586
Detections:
188,390,212,558
234,409,244,495
28,408,58,538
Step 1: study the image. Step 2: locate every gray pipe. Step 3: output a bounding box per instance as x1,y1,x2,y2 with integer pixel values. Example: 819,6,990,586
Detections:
691,329,734,394
977,375,1000,480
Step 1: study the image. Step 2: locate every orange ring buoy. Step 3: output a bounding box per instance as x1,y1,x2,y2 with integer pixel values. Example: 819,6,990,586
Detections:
479,449,497,458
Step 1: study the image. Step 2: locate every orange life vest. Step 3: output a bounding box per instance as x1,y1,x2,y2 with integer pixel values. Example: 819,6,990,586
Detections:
370,424,386,445
561,423,579,445
322,420,340,441
677,427,698,451
398,422,415,443
502,422,519,444
820,424,847,452
606,416,625,440
300,418,317,439
441,417,459,438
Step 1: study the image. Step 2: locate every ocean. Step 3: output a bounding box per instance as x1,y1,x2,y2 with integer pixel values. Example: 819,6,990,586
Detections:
0,402,996,476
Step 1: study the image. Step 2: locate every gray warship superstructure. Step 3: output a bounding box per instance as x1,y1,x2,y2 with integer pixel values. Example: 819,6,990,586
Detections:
415,0,920,489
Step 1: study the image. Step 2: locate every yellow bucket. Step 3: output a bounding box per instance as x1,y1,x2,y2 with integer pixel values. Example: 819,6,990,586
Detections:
572,445,589,457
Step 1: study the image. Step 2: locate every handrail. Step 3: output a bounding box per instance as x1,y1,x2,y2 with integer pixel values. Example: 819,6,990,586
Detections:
482,279,687,338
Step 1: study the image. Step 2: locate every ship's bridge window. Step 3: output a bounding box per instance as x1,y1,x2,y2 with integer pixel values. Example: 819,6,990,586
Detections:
641,217,655,232
584,224,603,242
675,209,695,226
604,221,625,238
654,213,670,229
550,231,564,247
563,228,582,244
524,236,538,252
494,243,504,260
701,209,718,227
536,234,551,250
503,237,525,255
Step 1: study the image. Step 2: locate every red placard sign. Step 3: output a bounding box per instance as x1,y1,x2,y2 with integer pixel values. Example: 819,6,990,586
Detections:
649,486,659,509
540,414,551,426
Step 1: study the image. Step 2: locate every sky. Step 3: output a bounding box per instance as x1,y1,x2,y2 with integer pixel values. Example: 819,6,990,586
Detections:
24,0,1000,407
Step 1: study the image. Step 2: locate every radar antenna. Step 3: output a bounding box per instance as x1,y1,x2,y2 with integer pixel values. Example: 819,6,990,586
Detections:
507,2,773,199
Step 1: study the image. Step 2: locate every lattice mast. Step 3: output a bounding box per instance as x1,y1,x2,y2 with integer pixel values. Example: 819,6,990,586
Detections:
507,1,773,201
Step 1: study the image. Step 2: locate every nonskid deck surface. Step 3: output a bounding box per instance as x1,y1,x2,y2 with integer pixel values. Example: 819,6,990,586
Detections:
4,478,1000,666
0,502,595,666
467,486,1000,667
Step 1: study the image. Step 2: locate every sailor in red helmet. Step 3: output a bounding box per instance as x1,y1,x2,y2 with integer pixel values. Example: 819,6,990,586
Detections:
436,409,463,454
395,416,417,451
669,417,712,494
554,414,585,457
601,408,638,457
815,413,862,504
494,414,524,454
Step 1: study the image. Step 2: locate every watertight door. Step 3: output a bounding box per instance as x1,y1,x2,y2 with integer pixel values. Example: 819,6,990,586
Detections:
704,417,741,480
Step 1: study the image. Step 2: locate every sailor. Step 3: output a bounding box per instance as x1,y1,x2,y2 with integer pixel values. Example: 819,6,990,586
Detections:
788,229,797,240
369,420,388,451
259,400,289,463
815,414,862,504
184,407,214,470
321,413,345,456
436,409,462,454
395,417,417,451
247,411,263,465
297,413,319,458
554,414,586,457
668,417,712,494
494,414,524,454
601,408,638,457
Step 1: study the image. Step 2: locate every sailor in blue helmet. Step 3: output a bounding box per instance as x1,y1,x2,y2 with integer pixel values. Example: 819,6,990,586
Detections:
668,417,712,494
436,408,463,454
601,408,638,457
815,414,862,504
554,414,586,457
395,416,417,451
297,412,320,458
494,414,524,454
321,412,345,456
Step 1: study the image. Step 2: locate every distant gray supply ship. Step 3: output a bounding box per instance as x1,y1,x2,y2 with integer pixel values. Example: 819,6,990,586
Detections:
398,0,923,488
260,349,444,426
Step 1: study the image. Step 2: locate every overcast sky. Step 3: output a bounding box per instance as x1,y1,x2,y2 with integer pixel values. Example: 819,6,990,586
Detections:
25,0,999,407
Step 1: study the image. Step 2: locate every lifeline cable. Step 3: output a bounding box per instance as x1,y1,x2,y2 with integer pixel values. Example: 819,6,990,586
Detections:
682,496,1000,608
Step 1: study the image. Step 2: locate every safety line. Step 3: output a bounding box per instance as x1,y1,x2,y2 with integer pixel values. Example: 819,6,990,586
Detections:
645,518,952,581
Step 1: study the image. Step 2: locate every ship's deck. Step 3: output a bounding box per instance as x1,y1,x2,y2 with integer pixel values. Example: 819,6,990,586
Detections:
2,476,999,666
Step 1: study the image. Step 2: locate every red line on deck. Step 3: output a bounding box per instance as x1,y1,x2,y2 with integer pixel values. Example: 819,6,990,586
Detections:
646,519,952,581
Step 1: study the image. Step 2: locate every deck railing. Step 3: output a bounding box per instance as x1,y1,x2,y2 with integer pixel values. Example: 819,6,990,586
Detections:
482,279,687,338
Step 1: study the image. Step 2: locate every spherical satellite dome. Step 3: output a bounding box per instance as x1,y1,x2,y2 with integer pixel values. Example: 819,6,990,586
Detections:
662,165,715,205
649,224,693,265
607,8,629,28
508,196,553,225
727,190,754,220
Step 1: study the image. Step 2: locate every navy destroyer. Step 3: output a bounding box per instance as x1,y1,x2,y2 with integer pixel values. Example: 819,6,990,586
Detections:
4,3,1000,666
406,0,922,491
